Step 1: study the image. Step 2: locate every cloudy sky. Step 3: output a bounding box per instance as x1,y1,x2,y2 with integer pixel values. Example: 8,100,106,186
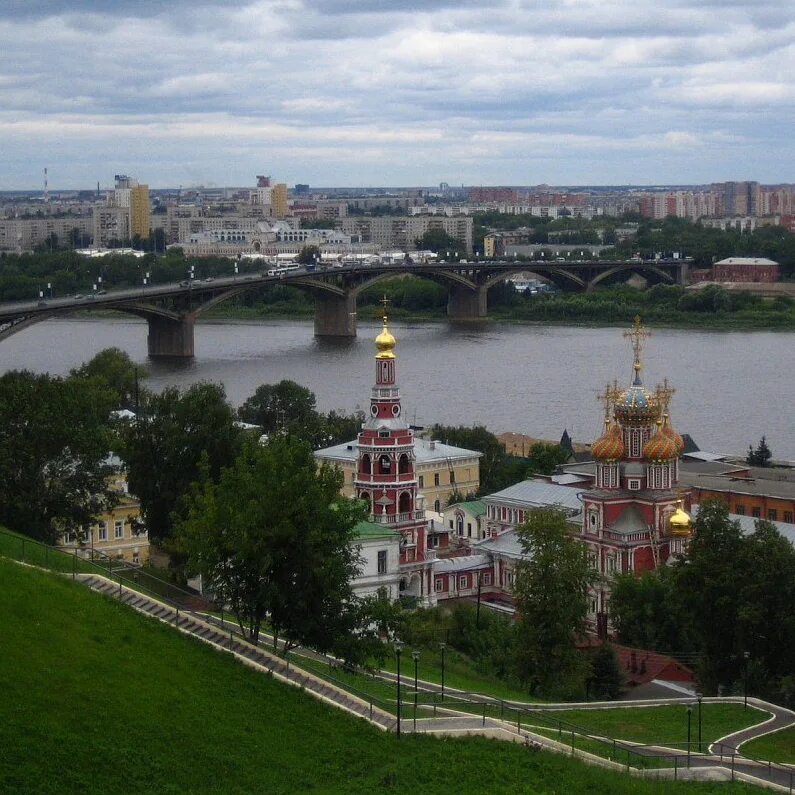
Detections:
1,0,793,189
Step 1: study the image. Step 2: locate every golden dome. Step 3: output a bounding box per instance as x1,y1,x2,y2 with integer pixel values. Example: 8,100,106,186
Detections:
669,505,693,537
375,317,396,360
644,421,679,462
593,421,625,461
660,413,685,455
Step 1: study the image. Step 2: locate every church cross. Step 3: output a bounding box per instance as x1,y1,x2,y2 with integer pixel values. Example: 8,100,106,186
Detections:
656,377,676,413
624,315,650,370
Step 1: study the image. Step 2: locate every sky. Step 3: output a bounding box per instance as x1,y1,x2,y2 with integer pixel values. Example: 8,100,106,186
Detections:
0,0,793,189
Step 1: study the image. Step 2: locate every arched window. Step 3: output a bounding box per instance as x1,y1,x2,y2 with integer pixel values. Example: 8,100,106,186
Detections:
456,515,464,536
434,499,441,513
398,491,411,513
379,455,392,474
360,454,371,475
359,492,372,513
398,453,410,474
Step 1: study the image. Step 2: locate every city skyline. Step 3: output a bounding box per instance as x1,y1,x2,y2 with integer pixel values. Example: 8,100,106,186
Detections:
1,0,794,189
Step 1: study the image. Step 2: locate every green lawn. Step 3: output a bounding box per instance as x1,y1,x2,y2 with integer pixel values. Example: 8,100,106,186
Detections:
379,645,539,703
552,704,770,749
742,726,795,764
0,557,764,794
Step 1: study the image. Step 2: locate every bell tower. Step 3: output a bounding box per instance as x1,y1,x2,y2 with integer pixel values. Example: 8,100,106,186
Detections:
354,303,436,604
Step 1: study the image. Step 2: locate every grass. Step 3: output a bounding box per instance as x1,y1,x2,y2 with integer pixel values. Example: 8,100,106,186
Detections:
742,726,795,764
551,704,770,749
379,645,539,703
0,557,765,795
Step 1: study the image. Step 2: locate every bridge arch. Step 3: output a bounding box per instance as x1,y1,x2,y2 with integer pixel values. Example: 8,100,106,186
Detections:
482,266,587,293
349,268,477,299
586,263,676,292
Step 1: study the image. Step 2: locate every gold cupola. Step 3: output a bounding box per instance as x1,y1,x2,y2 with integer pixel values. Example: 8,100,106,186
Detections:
375,315,396,360
669,501,693,537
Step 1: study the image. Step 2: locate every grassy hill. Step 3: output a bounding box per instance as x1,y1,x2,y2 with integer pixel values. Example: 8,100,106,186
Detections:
0,557,763,794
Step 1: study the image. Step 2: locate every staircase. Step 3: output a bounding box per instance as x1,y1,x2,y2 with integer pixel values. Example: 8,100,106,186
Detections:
79,573,396,731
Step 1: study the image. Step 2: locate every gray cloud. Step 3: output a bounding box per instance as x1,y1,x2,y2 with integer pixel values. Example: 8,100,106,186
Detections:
0,0,792,187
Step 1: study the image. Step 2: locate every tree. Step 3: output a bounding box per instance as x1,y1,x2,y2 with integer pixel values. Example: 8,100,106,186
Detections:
239,380,319,435
70,347,145,410
176,436,366,653
0,370,116,543
415,229,461,254
526,442,569,475
121,383,241,545
587,644,624,700
513,507,597,698
747,436,773,467
297,244,320,265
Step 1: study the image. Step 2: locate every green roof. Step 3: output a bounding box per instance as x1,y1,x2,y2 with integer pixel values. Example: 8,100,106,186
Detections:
451,500,487,517
352,520,399,541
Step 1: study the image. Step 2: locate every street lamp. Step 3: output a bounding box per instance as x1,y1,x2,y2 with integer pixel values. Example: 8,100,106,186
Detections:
696,692,703,753
412,650,421,732
47,282,52,298
439,642,447,701
686,705,693,767
743,651,751,708
395,643,403,739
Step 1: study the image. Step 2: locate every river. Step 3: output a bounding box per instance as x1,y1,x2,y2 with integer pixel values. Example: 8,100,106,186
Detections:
1,317,791,458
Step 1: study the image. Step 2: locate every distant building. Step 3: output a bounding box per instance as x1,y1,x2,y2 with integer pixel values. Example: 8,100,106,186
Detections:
315,436,481,514
112,175,151,240
59,462,149,566
690,256,781,284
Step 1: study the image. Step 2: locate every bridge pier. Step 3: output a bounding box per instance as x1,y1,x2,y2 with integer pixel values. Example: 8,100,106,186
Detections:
314,292,357,338
447,285,488,323
147,315,195,358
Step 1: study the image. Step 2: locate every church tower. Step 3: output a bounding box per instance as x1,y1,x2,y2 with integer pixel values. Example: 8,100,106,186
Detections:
583,318,692,634
354,307,436,604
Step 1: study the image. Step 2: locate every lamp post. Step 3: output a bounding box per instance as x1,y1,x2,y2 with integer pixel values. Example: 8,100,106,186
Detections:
686,705,693,767
395,643,403,739
696,692,703,753
743,651,750,708
47,281,52,298
439,642,447,701
412,650,420,732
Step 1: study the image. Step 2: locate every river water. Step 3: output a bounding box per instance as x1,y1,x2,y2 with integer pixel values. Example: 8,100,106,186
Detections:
1,317,791,458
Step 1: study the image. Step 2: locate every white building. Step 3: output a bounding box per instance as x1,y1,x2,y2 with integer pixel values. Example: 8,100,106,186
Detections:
350,520,402,600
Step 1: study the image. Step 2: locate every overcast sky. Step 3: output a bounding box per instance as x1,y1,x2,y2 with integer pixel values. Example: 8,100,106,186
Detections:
1,0,793,189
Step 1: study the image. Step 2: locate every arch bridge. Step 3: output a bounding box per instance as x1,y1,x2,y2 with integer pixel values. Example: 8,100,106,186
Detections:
0,258,688,358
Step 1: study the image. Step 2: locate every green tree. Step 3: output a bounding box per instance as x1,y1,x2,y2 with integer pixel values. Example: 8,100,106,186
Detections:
587,643,624,700
526,442,569,475
239,380,319,436
70,347,145,410
176,436,366,654
513,507,597,698
415,228,461,254
297,244,320,265
746,436,773,467
0,370,116,542
121,383,241,545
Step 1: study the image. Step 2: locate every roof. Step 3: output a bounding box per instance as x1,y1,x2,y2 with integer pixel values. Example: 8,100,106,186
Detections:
434,554,491,573
484,479,582,514
449,500,487,517
476,530,527,560
692,504,795,547
683,451,728,463
681,471,795,500
352,520,399,542
550,473,589,485
714,257,779,266
314,436,481,464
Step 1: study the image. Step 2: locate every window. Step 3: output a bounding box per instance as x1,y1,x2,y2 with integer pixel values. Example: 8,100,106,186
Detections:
458,575,468,590
785,512,793,523
98,522,108,541
435,578,445,593
606,555,617,573
379,455,392,474
467,522,472,537
434,473,440,487
429,535,440,548
752,507,761,518
377,550,387,574
448,519,454,529
735,505,746,515
768,509,778,521
434,499,440,512
114,520,124,539
418,475,424,489
628,479,640,491
482,572,492,586
449,470,455,484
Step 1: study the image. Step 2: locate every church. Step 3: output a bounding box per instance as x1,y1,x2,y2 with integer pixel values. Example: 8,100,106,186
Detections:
342,313,694,628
